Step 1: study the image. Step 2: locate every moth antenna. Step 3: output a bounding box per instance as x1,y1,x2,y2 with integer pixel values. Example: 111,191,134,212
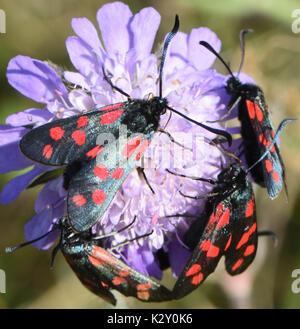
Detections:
6,226,58,253
199,41,235,78
159,15,179,98
257,230,278,247
108,229,154,251
166,105,233,146
166,169,216,185
247,118,296,174
237,29,254,76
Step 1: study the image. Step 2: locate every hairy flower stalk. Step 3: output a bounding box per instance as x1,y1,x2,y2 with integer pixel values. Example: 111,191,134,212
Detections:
1,2,250,279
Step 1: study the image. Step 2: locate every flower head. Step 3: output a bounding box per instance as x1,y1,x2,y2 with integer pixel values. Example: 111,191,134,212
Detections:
1,2,245,279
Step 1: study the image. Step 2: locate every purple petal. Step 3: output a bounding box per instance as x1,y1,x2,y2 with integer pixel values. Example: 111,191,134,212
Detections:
52,200,66,221
96,2,132,58
7,56,68,103
129,7,160,61
34,180,63,214
166,32,189,74
168,236,191,277
66,36,99,78
68,89,95,112
5,108,52,127
63,71,90,90
0,125,25,146
71,17,106,62
170,31,188,62
0,125,32,173
125,245,148,276
1,166,44,204
188,27,221,71
144,251,163,280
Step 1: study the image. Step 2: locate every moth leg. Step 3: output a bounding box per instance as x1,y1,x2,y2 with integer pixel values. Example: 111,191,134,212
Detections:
206,96,241,123
137,167,155,194
102,66,131,99
158,128,192,151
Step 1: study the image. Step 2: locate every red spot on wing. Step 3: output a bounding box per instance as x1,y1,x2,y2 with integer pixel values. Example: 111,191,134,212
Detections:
200,240,211,252
249,223,257,235
137,282,152,300
266,140,275,153
86,145,104,159
119,269,131,277
208,204,222,226
186,264,203,285
207,244,220,258
137,282,152,291
191,273,204,285
72,194,87,206
100,110,124,125
50,127,65,141
272,171,280,184
186,264,201,277
200,240,219,257
88,246,120,270
265,159,273,173
245,199,255,218
112,276,127,286
77,116,88,128
224,234,232,252
72,130,86,146
111,168,125,180
100,102,125,112
232,258,244,272
88,254,105,267
216,207,230,229
92,189,106,204
254,103,264,122
136,139,151,161
236,223,257,249
244,244,255,256
94,165,109,181
246,100,255,119
262,137,267,146
271,129,275,138
101,281,109,288
121,136,142,159
42,144,53,159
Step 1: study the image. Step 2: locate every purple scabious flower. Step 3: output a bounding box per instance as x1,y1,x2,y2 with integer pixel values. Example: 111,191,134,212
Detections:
1,2,250,279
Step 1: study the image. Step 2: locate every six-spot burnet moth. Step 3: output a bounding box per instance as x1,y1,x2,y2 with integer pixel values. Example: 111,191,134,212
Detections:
6,215,173,305
166,118,295,299
200,30,289,199
58,217,173,305
5,9,295,305
19,15,231,233
7,157,174,305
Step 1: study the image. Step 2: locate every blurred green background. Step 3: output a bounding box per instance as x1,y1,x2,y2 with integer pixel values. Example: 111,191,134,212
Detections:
0,0,300,309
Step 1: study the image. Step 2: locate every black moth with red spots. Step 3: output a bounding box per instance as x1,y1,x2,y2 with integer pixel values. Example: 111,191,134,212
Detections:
6,158,174,305
19,98,166,233
226,74,285,199
172,164,257,299
6,215,173,305
20,15,230,233
58,218,173,305
200,30,287,199
171,118,294,299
